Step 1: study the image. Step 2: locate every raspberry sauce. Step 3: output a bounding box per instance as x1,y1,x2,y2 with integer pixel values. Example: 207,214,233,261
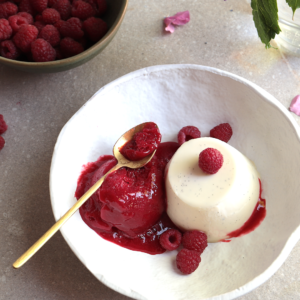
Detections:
75,142,180,255
221,179,266,242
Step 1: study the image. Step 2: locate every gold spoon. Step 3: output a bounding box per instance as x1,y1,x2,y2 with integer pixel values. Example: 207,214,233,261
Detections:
13,122,157,269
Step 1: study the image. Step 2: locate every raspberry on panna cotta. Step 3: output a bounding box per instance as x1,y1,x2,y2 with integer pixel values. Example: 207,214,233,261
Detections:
165,137,261,242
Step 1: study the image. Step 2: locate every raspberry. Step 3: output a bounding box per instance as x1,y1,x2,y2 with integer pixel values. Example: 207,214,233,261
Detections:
0,2,18,19
60,37,83,57
8,15,29,33
96,0,106,15
177,126,201,146
159,229,182,251
83,16,107,42
0,136,5,150
35,14,43,21
42,8,61,24
31,38,56,61
18,12,34,24
54,46,63,59
19,0,34,15
13,24,38,53
0,19,12,41
59,17,83,40
38,24,60,46
182,230,207,254
30,0,48,13
34,20,46,31
71,0,95,20
48,0,58,6
0,40,20,59
0,114,8,134
199,148,223,174
176,249,201,275
53,0,71,20
210,123,233,143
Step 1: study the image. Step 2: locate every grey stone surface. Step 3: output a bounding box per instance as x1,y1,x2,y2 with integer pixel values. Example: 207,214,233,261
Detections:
0,0,299,299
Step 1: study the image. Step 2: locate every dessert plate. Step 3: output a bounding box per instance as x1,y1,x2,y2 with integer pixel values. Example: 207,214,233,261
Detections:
50,65,300,300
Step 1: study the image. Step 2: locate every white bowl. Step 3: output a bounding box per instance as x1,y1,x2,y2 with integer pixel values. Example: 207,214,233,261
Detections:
50,64,300,300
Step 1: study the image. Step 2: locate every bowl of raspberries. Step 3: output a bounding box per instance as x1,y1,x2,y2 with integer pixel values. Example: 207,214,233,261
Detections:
0,0,128,72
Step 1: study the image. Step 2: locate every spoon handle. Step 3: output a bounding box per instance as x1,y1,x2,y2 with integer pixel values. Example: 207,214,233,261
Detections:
12,163,122,269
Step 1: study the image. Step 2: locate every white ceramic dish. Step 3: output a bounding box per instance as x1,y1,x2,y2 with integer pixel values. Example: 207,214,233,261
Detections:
50,64,300,300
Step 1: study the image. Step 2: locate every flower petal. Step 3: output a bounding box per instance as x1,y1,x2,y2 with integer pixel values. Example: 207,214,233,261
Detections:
164,11,190,33
290,95,300,116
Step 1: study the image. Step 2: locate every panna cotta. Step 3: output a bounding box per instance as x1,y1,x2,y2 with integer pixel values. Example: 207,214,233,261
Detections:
165,137,260,242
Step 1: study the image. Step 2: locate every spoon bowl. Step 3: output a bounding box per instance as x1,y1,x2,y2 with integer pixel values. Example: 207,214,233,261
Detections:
12,122,158,269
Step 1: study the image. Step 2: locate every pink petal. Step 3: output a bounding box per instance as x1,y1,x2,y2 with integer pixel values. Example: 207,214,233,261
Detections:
290,95,300,116
164,11,190,33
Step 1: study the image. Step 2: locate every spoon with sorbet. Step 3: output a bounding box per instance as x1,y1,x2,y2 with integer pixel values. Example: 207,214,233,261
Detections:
13,122,161,269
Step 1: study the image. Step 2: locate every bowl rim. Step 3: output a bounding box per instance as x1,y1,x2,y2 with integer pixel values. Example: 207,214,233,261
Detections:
50,64,300,300
0,0,128,68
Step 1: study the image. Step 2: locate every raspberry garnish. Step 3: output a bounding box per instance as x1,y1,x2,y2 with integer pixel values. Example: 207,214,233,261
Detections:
31,38,56,61
0,136,5,150
159,229,182,251
8,15,29,33
210,123,233,143
182,230,207,254
19,0,34,15
83,16,107,42
0,19,12,41
96,0,106,15
31,0,48,13
0,114,8,134
60,36,83,57
42,8,61,24
53,0,71,20
199,147,223,174
176,249,201,275
18,12,34,24
177,126,201,146
0,2,18,19
38,24,60,46
13,24,38,53
59,17,83,40
71,0,95,20
0,40,20,59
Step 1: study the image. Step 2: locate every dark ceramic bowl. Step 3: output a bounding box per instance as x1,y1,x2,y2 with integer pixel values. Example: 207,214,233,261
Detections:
0,0,128,73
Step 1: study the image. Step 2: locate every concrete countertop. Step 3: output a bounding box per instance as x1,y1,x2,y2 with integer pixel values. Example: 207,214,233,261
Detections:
0,0,299,299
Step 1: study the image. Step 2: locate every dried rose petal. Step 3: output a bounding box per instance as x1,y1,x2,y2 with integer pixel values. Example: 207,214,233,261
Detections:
164,10,190,33
290,95,300,116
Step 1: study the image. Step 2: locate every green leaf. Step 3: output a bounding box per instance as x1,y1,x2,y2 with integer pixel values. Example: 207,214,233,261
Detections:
251,0,281,48
285,0,300,16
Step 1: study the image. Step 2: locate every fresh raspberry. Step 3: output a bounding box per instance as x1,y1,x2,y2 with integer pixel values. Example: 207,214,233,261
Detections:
18,12,34,24
176,249,201,275
0,136,5,150
71,0,95,20
0,114,8,134
59,17,83,40
159,229,182,251
54,19,63,30
35,14,43,21
19,0,34,15
210,123,233,143
53,0,71,20
60,37,83,57
0,19,12,41
0,2,18,19
48,0,58,6
83,17,107,42
34,20,46,31
96,0,106,15
42,8,61,24
8,15,29,33
54,46,63,59
177,126,201,146
182,230,207,254
38,24,60,46
199,148,223,174
30,0,48,13
13,24,38,53
31,38,56,61
0,40,20,59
